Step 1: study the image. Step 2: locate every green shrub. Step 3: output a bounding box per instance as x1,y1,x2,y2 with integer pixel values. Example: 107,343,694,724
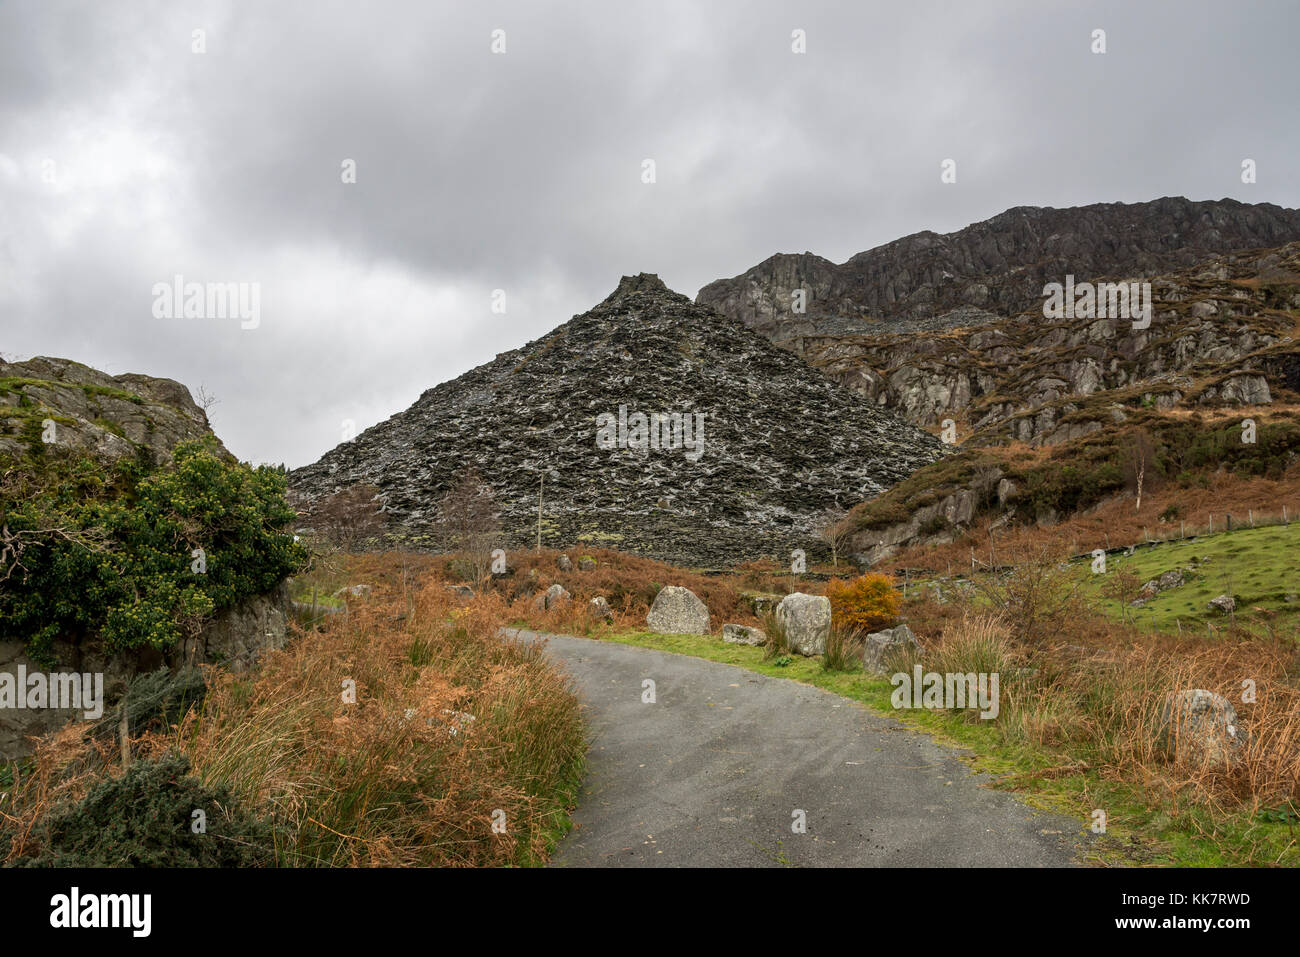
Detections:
0,438,306,664
14,752,273,868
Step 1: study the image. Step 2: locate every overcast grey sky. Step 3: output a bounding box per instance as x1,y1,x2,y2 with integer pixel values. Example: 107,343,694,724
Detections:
2,0,1297,467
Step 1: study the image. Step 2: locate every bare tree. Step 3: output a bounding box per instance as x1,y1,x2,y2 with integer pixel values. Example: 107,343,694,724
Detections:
195,384,220,414
433,469,501,582
1124,429,1157,511
308,483,387,553
816,508,853,569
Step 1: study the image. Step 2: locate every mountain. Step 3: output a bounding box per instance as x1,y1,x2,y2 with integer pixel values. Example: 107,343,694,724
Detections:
289,274,945,566
697,197,1300,344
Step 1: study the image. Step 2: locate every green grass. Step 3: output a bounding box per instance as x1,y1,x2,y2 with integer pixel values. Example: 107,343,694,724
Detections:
1084,523,1300,633
597,628,1299,867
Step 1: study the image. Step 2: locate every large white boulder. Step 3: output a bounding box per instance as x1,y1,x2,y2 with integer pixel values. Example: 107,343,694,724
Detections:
776,593,831,656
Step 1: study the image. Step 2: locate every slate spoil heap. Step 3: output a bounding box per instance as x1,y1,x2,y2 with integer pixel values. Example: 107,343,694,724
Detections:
290,274,945,566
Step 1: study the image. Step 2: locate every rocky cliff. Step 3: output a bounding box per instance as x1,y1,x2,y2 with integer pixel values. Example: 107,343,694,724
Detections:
698,197,1300,343
806,242,1300,446
290,274,946,566
0,355,226,464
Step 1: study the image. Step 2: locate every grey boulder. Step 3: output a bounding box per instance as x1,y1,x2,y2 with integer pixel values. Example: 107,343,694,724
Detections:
862,623,920,675
721,623,766,646
646,586,710,635
1157,689,1244,767
775,593,831,656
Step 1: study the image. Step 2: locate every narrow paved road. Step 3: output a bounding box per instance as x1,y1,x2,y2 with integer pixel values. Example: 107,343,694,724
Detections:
506,629,1088,868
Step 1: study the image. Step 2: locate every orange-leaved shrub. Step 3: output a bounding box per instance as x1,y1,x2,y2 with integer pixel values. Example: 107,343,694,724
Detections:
826,573,900,634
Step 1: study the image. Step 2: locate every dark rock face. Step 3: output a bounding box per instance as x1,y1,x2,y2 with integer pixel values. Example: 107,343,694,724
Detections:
707,237,1300,446
290,274,945,566
698,197,1300,341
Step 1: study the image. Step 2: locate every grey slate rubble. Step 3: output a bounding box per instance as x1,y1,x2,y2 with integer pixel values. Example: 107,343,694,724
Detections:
290,274,944,567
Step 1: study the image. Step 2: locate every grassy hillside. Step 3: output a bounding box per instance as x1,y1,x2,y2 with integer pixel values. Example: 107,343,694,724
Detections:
1086,523,1300,633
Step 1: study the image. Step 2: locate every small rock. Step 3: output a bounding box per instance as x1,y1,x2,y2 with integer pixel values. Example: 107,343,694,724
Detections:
557,554,573,572
1157,569,1185,591
1208,594,1235,614
721,623,766,646
444,584,474,600
862,624,920,675
588,596,613,621
646,586,710,634
775,593,831,656
333,584,372,598
533,583,571,611
578,556,597,571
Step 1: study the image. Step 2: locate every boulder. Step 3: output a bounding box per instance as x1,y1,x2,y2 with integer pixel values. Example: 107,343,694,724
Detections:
646,586,710,635
333,584,372,598
557,554,573,572
775,593,831,656
862,623,921,675
721,624,766,646
444,584,475,600
578,557,597,571
587,596,613,621
533,583,571,611
1140,569,1185,598
1157,689,1244,767
1208,594,1235,614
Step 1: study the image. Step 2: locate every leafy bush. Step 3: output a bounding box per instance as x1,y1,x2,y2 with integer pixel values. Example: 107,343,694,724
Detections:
14,752,273,868
826,573,900,634
0,438,306,664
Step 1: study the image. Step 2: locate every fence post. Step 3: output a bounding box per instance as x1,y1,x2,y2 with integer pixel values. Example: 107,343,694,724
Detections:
119,695,131,770
1249,509,1254,527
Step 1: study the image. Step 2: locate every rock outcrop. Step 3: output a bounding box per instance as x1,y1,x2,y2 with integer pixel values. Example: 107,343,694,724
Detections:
291,274,945,566
0,355,226,465
0,356,290,758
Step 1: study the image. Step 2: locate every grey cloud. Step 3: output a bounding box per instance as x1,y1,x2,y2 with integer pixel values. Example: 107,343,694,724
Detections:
1,0,1297,465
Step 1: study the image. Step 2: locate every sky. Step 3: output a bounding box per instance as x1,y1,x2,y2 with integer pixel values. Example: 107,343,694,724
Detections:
2,0,1298,467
